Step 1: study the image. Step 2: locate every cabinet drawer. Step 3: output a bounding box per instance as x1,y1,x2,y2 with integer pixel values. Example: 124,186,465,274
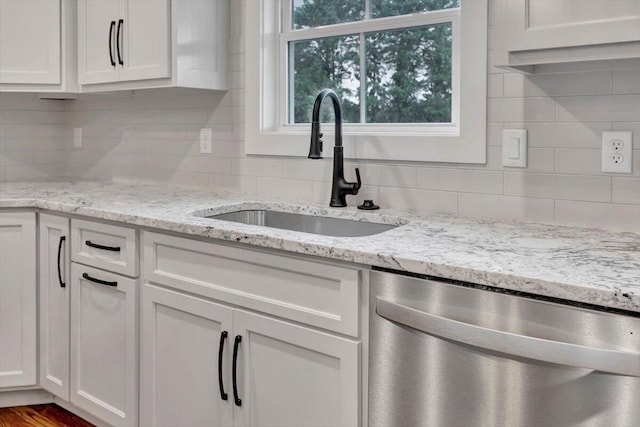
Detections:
143,232,361,337
71,219,138,277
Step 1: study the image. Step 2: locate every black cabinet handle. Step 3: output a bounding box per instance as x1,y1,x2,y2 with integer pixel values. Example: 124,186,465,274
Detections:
116,19,124,65
108,21,116,67
82,272,117,287
218,331,228,401
57,236,66,288
86,240,121,252
232,335,242,406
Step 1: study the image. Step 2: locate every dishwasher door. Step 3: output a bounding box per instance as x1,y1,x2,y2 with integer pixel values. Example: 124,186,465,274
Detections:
368,270,640,427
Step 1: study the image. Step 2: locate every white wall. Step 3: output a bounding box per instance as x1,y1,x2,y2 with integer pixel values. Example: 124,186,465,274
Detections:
1,0,639,232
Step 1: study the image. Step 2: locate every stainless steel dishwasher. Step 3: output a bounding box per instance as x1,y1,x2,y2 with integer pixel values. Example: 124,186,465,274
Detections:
368,270,640,427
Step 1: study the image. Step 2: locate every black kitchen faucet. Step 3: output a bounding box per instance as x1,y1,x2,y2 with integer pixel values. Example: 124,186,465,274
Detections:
308,88,361,207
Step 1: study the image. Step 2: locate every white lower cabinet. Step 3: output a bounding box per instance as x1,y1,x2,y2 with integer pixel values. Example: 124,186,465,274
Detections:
39,214,71,400
140,284,234,427
234,310,360,427
0,212,36,388
141,277,361,427
70,263,138,427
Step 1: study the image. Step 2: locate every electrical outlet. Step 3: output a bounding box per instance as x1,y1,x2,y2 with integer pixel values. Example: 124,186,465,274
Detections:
200,128,212,154
611,139,624,151
611,153,624,164
602,131,632,173
73,128,82,148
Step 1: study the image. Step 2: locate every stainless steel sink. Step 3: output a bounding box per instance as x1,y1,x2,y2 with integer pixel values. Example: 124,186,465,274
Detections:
204,209,399,237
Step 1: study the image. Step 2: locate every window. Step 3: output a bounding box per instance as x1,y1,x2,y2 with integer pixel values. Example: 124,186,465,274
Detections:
245,0,488,163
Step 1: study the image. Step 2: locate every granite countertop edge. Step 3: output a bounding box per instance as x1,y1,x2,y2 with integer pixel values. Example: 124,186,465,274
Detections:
1,181,638,313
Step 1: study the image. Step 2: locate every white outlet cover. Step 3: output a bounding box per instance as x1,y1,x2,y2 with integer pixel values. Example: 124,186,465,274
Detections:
602,131,632,173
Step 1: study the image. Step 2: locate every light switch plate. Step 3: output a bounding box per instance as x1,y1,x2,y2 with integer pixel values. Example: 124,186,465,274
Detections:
503,129,527,168
73,128,82,148
200,128,212,154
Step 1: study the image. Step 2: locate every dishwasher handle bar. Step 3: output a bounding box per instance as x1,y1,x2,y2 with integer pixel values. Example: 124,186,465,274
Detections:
376,297,640,377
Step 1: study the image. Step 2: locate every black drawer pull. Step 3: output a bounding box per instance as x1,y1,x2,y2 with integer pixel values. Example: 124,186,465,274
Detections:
82,272,117,287
232,335,242,406
57,236,66,288
218,331,228,401
86,240,121,252
108,21,116,67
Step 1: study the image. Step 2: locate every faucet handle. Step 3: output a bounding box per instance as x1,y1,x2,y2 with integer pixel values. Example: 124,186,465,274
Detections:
354,167,361,192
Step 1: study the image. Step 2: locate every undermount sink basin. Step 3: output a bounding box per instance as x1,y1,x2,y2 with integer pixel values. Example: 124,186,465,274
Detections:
202,209,399,237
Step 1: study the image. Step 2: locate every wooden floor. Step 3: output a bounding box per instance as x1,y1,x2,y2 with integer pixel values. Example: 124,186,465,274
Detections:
0,404,94,427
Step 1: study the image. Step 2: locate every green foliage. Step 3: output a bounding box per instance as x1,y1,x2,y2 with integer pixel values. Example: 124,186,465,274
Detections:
293,0,364,29
292,36,360,123
291,0,455,124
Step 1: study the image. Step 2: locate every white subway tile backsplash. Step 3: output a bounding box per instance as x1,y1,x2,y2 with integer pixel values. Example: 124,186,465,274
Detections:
555,200,640,232
556,95,640,122
555,149,601,175
170,170,211,188
488,97,556,123
359,165,417,188
502,73,526,98
179,156,232,174
525,71,612,97
613,177,640,204
378,187,458,214
281,159,333,181
416,168,503,194
487,74,504,98
0,152,33,166
612,69,640,94
486,123,503,146
256,177,314,201
210,174,257,195
232,158,283,177
2,110,65,124
459,193,555,223
504,172,612,202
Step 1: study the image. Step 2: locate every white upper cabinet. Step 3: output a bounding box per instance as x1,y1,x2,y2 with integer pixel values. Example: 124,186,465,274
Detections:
118,0,170,82
494,0,640,73
0,0,77,93
77,0,121,84
78,0,228,91
78,0,170,85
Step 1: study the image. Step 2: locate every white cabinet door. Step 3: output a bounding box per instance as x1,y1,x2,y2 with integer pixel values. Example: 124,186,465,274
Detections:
39,214,70,400
504,0,640,51
0,212,36,388
70,263,138,427
0,0,60,84
234,310,360,427
140,284,234,427
78,0,119,84
79,0,170,85
117,0,170,82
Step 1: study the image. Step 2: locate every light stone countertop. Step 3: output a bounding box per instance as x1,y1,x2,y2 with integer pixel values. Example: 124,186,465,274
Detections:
1,180,639,312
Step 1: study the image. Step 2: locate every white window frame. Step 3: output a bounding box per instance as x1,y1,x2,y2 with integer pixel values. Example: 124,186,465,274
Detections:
245,0,487,164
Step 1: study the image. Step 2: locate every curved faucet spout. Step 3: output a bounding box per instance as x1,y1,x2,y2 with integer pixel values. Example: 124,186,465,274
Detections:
308,89,343,158
307,88,360,207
